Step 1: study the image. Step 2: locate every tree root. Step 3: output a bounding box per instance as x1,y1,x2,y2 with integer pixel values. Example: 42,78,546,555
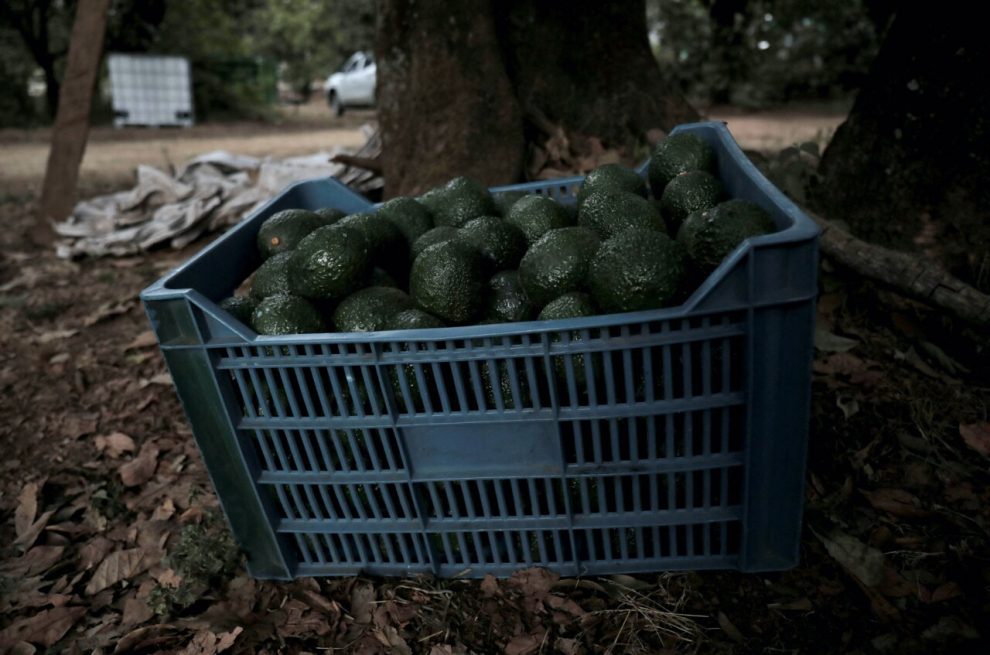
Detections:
807,208,990,326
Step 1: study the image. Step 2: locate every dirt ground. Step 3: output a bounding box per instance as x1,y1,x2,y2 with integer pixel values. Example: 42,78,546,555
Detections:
0,104,843,197
1,107,988,654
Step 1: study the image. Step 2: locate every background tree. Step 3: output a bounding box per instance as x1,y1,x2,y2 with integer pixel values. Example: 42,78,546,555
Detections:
378,0,699,196
0,0,73,118
815,10,990,291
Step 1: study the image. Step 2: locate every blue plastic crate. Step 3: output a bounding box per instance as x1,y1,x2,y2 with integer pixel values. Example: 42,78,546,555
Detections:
141,121,819,579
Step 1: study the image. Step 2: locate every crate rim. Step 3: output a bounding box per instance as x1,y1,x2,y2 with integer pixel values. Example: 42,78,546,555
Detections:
141,121,819,342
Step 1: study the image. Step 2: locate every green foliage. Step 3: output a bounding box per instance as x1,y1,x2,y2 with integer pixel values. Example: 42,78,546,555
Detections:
649,0,880,107
250,0,376,99
0,26,40,126
148,512,241,617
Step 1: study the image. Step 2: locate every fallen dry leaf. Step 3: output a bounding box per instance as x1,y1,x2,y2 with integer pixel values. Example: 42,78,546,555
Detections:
125,330,158,351
545,594,586,617
817,530,884,587
95,432,137,458
959,422,990,456
863,488,930,518
140,372,173,388
0,546,65,578
8,640,37,655
877,567,918,598
114,624,182,654
85,548,152,595
718,611,745,643
14,482,40,541
179,630,218,655
13,510,55,552
79,536,115,570
122,595,155,627
82,299,136,327
0,606,86,649
373,626,411,655
297,588,337,616
152,497,176,521
815,324,859,352
480,574,499,598
62,413,99,439
32,329,78,344
930,581,962,603
350,583,375,624
278,598,334,638
555,637,584,655
120,442,160,487
215,627,243,652
156,568,183,589
505,630,546,655
508,567,559,611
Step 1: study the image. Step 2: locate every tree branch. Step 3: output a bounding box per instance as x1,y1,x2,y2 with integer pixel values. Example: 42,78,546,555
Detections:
330,154,382,174
806,207,990,326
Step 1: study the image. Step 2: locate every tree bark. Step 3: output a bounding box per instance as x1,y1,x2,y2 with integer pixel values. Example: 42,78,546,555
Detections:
377,0,697,197
815,12,990,290
494,0,698,146
35,0,111,246
377,0,526,197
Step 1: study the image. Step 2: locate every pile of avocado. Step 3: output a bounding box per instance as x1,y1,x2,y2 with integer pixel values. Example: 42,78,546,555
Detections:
220,133,777,337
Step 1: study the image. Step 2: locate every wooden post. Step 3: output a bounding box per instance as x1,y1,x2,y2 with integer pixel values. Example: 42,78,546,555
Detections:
34,0,111,246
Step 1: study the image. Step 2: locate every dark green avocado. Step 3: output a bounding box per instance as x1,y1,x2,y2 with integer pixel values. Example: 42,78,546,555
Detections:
256,208,324,259
518,227,601,307
251,293,324,335
376,197,434,244
385,308,446,330
313,207,346,226
648,132,716,198
287,225,371,300
332,286,414,332
577,164,647,205
578,190,666,239
677,199,776,274
249,251,294,300
588,228,686,313
538,292,597,321
219,295,256,324
411,226,460,259
659,170,724,233
334,211,409,279
492,190,528,217
484,270,536,323
418,176,497,228
538,292,598,387
458,216,528,272
409,240,485,324
505,194,573,244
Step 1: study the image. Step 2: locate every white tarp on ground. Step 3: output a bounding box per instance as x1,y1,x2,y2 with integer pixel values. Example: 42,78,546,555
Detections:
53,150,347,258
54,125,383,259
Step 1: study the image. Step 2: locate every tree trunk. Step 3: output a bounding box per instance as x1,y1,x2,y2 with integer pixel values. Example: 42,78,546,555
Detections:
815,12,990,290
377,0,697,197
705,0,748,106
42,60,60,119
494,0,698,146
377,0,526,197
36,0,111,246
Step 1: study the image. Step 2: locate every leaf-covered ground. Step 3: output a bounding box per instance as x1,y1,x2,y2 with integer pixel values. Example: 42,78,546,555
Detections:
0,193,988,654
